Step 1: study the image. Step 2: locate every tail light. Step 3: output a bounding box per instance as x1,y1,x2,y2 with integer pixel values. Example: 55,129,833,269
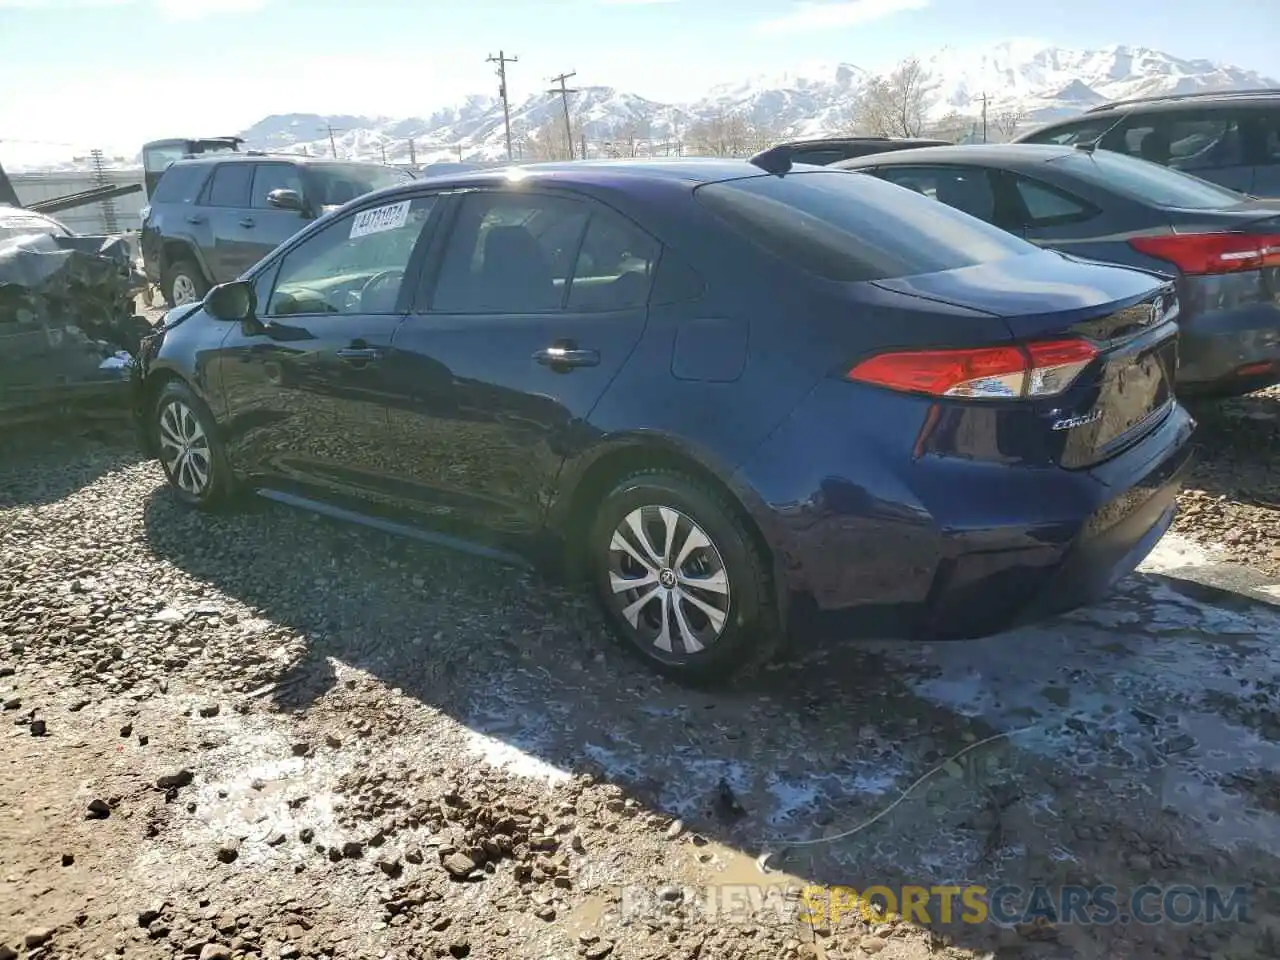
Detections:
846,339,1099,399
1128,232,1280,275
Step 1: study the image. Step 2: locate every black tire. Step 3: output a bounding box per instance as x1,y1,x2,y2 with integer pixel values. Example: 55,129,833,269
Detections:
161,258,210,308
586,469,782,688
152,380,236,511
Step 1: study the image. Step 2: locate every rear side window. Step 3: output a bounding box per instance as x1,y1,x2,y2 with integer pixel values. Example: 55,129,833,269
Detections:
1053,150,1247,209
873,166,997,222
694,170,1034,282
1010,175,1097,226
1020,118,1115,146
152,164,207,204
1116,112,1245,170
204,164,253,207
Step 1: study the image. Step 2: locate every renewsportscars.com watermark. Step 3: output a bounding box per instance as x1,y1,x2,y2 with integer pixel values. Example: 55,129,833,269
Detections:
620,883,1251,927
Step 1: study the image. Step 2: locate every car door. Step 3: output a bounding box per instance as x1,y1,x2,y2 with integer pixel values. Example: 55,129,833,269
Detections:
201,162,257,282
378,187,658,546
245,162,311,265
215,192,443,507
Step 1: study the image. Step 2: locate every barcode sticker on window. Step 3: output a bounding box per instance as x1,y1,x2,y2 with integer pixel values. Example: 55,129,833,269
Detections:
350,200,412,239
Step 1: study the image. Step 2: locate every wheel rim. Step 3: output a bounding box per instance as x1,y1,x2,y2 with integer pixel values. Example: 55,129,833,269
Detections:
172,274,198,305
158,400,212,496
606,505,731,656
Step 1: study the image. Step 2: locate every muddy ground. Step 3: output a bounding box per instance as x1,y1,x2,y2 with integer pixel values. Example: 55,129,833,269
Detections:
1,389,1278,960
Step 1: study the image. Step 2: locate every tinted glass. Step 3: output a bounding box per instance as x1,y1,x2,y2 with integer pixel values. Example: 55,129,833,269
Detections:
1011,176,1094,225
431,192,590,313
694,170,1034,282
565,208,659,312
305,163,415,208
251,163,306,209
152,164,207,204
205,163,253,207
789,149,848,166
143,144,186,173
1053,150,1248,209
267,195,436,316
1020,119,1114,146
875,166,996,221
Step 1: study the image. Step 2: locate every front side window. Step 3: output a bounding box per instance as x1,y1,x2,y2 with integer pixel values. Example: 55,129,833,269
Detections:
251,164,306,209
266,194,437,317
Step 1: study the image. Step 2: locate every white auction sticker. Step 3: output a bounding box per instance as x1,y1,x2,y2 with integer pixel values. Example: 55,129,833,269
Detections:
349,200,412,239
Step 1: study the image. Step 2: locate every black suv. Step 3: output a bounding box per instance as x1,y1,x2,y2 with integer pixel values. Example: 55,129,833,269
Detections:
140,154,414,306
771,136,952,166
1014,89,1280,198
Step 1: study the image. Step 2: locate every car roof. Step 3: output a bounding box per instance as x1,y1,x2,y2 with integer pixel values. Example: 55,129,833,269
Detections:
171,153,397,168
410,157,809,188
1081,90,1280,117
780,136,949,148
835,143,1078,169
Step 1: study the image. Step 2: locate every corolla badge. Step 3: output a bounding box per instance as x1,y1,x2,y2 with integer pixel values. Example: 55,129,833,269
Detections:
1051,410,1104,431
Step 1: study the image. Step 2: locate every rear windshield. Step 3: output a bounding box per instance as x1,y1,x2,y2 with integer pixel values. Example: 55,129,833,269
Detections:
694,170,1035,282
305,163,415,206
1052,150,1248,210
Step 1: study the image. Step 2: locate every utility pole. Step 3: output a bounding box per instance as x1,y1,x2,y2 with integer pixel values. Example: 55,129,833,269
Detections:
548,71,578,160
407,138,416,165
456,144,463,162
977,92,989,143
89,149,119,234
379,142,387,164
320,123,343,158
487,50,519,161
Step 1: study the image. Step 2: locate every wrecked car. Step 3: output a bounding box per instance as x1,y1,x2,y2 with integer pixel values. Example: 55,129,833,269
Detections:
0,212,152,426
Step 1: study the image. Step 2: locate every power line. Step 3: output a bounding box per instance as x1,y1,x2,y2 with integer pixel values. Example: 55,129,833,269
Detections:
487,50,519,162
548,71,578,160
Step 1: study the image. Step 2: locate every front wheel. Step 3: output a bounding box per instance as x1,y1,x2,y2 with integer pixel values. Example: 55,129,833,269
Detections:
153,381,235,511
163,259,209,307
586,470,782,687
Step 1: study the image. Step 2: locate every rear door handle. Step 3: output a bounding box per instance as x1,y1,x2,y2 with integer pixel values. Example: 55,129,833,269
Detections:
239,218,255,228
186,215,204,225
533,346,599,369
336,347,383,362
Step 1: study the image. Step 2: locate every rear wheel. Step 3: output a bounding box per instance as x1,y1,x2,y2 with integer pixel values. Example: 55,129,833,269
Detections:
153,381,234,511
163,259,209,307
586,470,781,687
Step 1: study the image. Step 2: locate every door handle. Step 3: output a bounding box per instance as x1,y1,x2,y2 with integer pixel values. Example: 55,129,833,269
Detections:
239,218,255,228
533,344,600,369
336,347,383,362
186,215,204,225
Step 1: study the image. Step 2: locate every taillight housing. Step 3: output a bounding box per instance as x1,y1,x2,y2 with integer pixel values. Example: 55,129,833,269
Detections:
1129,232,1280,276
846,339,1099,399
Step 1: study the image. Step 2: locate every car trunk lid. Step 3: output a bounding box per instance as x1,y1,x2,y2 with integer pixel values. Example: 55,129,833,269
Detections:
869,250,1179,469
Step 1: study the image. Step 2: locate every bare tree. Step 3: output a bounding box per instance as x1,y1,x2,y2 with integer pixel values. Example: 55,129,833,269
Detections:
686,112,781,157
993,107,1026,142
528,116,572,161
851,57,936,138
929,110,972,143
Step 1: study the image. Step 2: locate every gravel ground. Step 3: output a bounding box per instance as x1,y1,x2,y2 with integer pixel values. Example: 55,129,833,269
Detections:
1174,386,1280,579
1,390,1279,960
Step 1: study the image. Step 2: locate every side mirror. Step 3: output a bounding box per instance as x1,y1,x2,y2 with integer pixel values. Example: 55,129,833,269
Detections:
266,188,304,212
204,280,256,321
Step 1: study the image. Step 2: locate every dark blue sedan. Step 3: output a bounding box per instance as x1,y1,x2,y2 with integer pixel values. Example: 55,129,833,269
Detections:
131,156,1196,686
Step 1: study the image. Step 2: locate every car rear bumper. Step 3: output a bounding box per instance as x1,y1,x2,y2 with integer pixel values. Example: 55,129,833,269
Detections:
1176,290,1280,397
735,385,1197,641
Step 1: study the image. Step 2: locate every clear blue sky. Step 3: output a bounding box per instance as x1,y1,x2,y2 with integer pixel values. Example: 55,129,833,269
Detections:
1,0,1276,156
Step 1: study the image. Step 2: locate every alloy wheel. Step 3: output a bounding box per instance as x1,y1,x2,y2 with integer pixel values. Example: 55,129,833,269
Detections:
158,400,213,497
171,274,198,305
606,504,731,655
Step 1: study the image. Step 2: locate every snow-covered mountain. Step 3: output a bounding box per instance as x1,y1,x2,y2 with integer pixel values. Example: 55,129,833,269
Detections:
4,41,1276,171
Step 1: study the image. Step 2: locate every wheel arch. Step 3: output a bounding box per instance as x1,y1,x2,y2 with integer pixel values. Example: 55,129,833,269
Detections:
550,436,787,627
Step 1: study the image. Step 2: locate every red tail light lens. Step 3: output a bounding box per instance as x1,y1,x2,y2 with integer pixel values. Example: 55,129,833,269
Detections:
846,339,1098,399
1129,232,1280,275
